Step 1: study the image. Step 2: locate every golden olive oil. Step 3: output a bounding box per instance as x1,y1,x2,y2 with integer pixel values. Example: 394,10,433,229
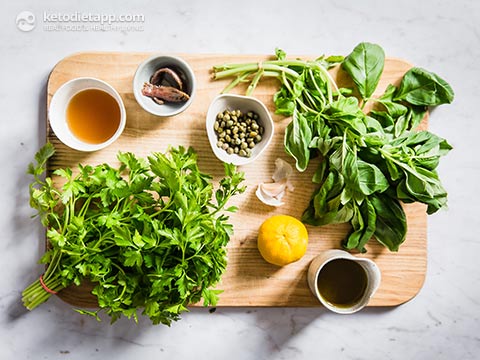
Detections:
66,89,120,144
317,258,368,308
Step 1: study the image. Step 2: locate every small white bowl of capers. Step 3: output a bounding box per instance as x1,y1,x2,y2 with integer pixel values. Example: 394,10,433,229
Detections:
206,94,274,166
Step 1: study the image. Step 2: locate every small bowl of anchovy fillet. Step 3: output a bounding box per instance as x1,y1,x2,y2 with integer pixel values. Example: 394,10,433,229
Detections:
133,55,196,117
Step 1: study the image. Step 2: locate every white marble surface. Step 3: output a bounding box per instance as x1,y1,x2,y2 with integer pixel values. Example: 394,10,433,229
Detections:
1,0,479,359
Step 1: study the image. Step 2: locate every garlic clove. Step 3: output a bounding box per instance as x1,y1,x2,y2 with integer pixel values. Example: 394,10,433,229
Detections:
272,158,293,183
255,184,285,207
256,158,294,207
259,179,287,198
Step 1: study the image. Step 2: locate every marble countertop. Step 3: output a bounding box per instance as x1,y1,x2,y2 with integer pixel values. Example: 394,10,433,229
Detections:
1,0,479,359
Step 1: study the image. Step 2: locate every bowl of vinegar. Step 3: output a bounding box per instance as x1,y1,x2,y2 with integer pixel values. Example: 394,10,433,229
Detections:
48,77,126,152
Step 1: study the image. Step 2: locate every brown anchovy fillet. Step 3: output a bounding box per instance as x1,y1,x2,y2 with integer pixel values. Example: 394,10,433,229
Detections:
141,83,190,103
150,67,184,90
152,97,165,105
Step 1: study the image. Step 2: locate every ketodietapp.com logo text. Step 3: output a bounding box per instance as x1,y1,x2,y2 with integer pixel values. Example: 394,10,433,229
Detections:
16,11,145,32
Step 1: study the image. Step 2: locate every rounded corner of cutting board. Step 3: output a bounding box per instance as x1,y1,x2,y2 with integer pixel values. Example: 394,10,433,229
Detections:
383,273,427,307
47,51,90,91
399,265,428,306
370,249,428,307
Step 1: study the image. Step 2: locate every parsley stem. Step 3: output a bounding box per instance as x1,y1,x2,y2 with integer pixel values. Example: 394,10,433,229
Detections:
22,274,64,310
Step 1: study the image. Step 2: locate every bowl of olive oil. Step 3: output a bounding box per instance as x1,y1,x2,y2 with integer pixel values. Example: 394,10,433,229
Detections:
49,77,126,152
307,249,381,314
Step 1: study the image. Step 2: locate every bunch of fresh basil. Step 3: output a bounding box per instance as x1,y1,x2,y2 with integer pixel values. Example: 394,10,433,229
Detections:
285,43,454,252
212,42,454,252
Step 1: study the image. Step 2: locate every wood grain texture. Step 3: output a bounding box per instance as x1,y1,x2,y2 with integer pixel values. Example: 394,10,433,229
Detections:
46,52,427,308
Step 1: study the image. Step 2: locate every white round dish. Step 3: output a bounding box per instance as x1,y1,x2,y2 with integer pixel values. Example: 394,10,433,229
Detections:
133,55,196,117
48,77,126,152
206,94,274,166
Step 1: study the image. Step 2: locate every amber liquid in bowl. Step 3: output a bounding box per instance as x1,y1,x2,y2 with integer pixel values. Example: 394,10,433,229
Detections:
66,89,121,144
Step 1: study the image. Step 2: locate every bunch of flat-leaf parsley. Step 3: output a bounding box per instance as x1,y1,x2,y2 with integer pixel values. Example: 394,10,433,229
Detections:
22,143,245,325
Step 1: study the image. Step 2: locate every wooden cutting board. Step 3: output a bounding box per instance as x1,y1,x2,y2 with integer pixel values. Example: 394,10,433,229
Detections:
46,52,427,307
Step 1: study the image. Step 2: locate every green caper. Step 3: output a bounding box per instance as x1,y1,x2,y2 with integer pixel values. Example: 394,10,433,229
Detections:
214,108,264,157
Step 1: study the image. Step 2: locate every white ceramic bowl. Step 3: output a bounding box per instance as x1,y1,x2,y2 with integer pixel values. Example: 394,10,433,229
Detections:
206,94,274,166
307,249,381,314
48,77,126,152
133,55,196,117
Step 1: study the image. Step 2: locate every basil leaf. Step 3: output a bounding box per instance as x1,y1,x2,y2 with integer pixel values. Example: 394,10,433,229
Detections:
325,97,367,136
284,110,313,171
407,105,428,131
370,193,407,251
394,113,409,137
357,160,389,195
377,84,409,118
369,109,394,130
273,87,296,116
342,42,385,101
394,67,454,106
304,169,345,226
343,199,376,253
404,168,448,214
356,198,377,252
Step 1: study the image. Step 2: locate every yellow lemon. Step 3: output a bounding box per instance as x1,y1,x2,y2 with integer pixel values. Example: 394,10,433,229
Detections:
257,215,309,266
